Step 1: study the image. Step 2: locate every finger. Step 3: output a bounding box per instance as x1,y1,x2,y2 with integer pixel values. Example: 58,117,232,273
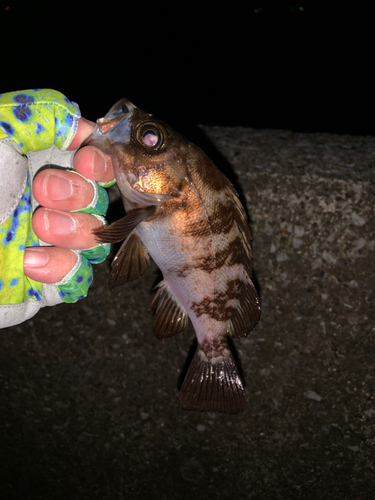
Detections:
33,169,94,212
24,247,78,284
74,146,115,185
67,118,95,151
32,208,104,250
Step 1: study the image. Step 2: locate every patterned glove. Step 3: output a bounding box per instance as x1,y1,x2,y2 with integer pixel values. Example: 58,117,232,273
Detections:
0,89,111,328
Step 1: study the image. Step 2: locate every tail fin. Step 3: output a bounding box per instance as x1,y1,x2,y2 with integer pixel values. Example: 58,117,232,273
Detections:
178,347,245,414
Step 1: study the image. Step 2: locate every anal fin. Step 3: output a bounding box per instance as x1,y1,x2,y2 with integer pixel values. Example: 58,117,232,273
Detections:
179,347,245,414
151,281,188,339
109,232,150,288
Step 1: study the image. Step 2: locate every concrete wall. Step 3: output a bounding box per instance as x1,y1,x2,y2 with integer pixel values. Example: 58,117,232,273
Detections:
1,127,374,499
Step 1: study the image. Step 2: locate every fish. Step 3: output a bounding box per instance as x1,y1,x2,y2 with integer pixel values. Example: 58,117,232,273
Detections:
89,99,261,414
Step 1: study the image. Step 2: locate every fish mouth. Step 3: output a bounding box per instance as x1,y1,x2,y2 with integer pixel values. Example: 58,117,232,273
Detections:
97,98,137,132
107,98,137,117
96,98,137,135
88,98,137,152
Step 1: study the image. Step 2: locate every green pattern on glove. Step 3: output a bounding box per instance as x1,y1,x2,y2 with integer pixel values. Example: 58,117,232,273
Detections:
81,244,111,265
0,89,112,309
99,179,116,188
0,89,79,153
0,89,81,307
0,172,42,303
56,254,94,303
75,181,109,216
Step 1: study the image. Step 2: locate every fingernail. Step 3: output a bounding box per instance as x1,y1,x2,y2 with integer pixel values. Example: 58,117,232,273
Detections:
91,149,107,175
24,248,49,268
44,209,75,235
43,173,72,200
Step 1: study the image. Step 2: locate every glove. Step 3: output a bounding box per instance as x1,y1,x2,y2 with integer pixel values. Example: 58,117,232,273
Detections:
0,89,111,328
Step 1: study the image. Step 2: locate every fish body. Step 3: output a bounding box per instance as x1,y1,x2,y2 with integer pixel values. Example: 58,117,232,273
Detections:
90,99,261,414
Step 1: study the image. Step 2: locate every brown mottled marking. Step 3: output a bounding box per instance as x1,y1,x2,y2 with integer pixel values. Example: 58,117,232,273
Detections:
89,98,261,414
183,199,237,238
178,192,213,238
207,201,236,234
189,149,229,193
190,278,242,321
199,236,243,270
175,236,243,277
199,335,229,360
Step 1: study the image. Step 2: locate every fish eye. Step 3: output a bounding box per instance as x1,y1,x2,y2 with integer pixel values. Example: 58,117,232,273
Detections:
143,129,158,147
135,122,167,151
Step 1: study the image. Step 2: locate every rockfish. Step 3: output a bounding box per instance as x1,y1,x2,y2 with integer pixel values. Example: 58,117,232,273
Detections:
90,99,261,414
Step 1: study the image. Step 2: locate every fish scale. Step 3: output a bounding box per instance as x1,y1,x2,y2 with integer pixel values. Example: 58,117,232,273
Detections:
89,98,261,414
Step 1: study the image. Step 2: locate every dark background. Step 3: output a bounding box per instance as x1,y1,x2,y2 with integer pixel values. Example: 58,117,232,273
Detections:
1,3,375,499
1,2,374,136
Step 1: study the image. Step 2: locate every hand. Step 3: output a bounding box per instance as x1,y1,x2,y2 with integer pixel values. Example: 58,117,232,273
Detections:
0,89,115,327
23,119,115,284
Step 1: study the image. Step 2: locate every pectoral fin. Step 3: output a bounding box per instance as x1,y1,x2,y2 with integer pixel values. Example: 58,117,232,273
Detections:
93,206,156,244
151,281,189,339
108,233,150,288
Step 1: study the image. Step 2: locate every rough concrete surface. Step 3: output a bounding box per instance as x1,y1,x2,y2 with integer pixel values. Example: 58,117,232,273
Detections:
1,127,374,499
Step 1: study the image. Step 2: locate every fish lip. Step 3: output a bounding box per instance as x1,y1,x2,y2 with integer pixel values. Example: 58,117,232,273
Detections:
88,100,137,152
105,98,137,120
95,98,137,135
96,115,123,134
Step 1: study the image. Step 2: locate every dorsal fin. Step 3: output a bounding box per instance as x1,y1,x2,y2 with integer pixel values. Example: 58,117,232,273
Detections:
225,185,261,337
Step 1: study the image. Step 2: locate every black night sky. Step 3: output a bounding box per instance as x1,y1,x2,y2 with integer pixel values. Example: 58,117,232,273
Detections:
1,2,374,136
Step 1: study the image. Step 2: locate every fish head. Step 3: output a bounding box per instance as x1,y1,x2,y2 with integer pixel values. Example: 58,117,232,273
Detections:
89,99,189,207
